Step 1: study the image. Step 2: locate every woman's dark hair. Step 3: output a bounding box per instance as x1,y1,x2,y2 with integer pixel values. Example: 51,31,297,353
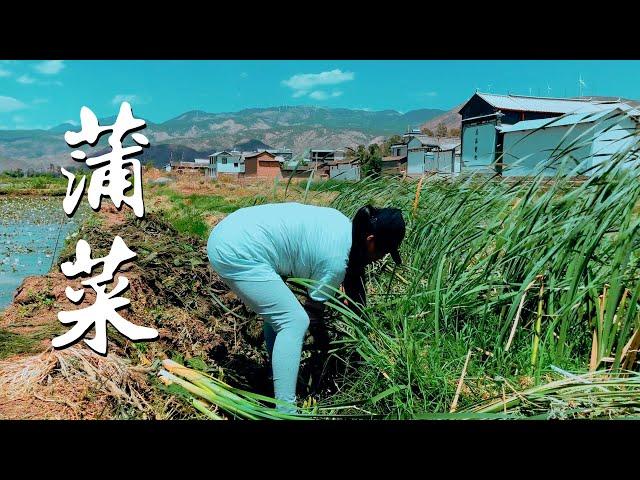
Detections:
343,205,377,308
343,205,406,309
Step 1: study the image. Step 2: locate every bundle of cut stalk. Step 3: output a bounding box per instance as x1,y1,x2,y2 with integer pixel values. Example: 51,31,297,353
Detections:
158,359,370,420
159,359,304,419
461,369,640,419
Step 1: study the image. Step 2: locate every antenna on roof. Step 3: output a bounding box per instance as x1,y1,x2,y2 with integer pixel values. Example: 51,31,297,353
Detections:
529,87,532,96
487,83,492,93
547,83,552,96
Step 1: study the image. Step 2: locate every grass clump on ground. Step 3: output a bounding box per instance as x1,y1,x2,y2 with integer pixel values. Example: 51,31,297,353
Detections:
0,172,68,196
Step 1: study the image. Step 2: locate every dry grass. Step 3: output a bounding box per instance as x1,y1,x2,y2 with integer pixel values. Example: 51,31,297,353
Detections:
146,168,338,206
0,345,153,419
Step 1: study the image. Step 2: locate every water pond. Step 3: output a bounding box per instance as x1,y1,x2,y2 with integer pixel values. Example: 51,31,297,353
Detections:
0,197,87,311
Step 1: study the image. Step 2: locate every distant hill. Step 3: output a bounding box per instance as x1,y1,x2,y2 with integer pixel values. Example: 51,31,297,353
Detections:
233,139,273,152
420,104,463,133
138,144,210,167
47,123,78,134
0,105,446,172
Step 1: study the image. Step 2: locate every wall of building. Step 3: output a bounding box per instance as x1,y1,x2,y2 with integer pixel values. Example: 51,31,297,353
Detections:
425,150,455,173
330,164,360,180
462,121,498,171
256,159,281,178
590,117,638,172
216,154,244,173
502,123,592,176
244,157,257,176
244,154,281,178
391,145,408,157
459,95,496,120
500,110,560,125
407,137,425,174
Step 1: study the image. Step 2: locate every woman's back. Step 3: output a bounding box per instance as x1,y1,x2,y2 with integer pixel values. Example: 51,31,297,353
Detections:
207,202,352,287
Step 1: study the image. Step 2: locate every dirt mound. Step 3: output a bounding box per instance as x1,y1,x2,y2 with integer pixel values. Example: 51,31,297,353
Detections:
0,211,268,419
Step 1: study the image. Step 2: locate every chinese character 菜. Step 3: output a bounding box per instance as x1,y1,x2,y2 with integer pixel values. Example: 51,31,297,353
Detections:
52,235,158,355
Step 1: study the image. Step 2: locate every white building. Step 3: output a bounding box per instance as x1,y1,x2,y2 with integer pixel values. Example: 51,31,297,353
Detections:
328,160,361,181
405,135,461,175
459,92,640,176
500,108,639,176
208,151,245,177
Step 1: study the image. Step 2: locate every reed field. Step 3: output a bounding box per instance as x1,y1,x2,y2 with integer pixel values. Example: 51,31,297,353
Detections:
2,128,640,420
160,130,640,419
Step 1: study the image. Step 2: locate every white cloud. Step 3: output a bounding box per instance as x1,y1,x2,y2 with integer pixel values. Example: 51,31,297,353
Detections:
0,67,11,77
112,94,146,105
309,90,343,101
34,60,65,75
282,69,354,99
17,74,36,84
63,119,79,126
0,96,26,112
16,75,62,86
12,115,25,123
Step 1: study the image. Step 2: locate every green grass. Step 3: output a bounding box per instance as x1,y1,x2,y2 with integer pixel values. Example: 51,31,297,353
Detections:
0,173,68,195
148,186,265,239
306,179,353,193
0,329,40,359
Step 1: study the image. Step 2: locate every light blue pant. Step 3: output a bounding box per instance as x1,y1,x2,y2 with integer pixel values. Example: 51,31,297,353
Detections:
216,276,310,413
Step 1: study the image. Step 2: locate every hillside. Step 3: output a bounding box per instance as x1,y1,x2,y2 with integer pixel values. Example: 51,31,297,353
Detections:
0,106,445,171
420,104,463,133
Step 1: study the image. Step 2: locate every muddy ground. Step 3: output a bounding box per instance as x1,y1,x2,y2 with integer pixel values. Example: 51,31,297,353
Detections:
0,170,343,419
0,204,274,419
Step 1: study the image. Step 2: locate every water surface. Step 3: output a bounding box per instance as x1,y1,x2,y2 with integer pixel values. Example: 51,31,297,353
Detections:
0,197,86,311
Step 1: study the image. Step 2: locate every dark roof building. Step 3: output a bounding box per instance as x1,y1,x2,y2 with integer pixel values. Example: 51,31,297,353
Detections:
459,92,640,174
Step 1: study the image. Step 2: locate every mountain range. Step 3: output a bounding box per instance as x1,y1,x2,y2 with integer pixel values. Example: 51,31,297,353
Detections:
0,105,448,171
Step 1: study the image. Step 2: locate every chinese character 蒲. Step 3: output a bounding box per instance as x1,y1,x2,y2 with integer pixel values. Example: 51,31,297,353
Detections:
61,101,147,218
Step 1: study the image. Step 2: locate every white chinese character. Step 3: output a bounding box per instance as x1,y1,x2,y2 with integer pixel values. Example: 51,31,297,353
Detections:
52,235,158,355
61,101,148,218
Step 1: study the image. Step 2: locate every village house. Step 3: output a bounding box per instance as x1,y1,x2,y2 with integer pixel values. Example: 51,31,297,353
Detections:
380,156,407,176
308,148,346,165
170,158,210,175
327,159,361,180
499,108,639,176
208,151,244,178
242,151,282,178
459,92,640,176
266,148,293,161
390,142,408,158
388,134,460,176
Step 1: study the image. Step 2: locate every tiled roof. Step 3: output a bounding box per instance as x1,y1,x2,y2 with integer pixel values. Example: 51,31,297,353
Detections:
498,108,634,133
473,93,602,114
244,150,277,159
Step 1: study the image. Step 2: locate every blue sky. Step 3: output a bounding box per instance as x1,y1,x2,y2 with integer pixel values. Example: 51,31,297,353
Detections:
1,60,640,129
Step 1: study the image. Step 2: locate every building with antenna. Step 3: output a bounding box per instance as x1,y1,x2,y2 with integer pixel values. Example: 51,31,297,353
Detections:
459,92,639,176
